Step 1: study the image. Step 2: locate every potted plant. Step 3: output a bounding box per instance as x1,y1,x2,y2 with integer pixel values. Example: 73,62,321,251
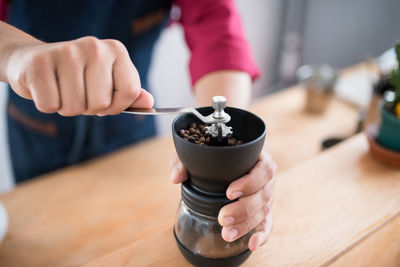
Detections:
366,42,400,167
377,42,400,152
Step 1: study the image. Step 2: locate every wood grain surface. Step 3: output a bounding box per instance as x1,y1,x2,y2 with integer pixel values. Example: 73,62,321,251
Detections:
250,87,358,172
329,215,400,266
0,137,179,266
0,84,393,266
85,135,400,267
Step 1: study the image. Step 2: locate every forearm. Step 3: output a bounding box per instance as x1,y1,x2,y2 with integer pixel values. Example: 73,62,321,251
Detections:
0,21,41,82
194,70,252,108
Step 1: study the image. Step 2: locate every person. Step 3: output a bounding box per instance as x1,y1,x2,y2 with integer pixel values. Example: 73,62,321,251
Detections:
0,0,276,251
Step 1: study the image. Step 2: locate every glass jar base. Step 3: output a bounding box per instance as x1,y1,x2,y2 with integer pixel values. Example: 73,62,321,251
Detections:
174,229,252,267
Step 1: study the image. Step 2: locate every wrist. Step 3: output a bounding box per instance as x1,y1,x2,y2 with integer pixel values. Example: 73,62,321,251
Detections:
0,21,43,82
1,38,42,82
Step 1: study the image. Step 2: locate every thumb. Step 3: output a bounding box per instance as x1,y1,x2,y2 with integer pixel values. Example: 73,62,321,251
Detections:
170,155,188,184
130,88,154,108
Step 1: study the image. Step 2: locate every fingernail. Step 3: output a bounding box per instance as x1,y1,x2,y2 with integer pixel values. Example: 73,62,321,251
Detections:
224,216,234,225
97,113,105,117
230,191,242,199
227,228,238,241
256,237,263,249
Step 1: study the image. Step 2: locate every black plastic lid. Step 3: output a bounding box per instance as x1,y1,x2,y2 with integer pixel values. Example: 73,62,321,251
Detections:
181,180,233,218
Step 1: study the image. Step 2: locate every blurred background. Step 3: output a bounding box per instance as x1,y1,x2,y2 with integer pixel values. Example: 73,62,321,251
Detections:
1,0,400,191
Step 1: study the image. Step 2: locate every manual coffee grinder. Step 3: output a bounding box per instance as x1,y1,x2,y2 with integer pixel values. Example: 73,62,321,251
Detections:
172,96,266,267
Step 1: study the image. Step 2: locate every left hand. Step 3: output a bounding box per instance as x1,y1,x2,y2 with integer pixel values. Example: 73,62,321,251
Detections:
170,150,277,251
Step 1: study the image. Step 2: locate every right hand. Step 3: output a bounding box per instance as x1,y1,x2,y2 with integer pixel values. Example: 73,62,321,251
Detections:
5,36,153,116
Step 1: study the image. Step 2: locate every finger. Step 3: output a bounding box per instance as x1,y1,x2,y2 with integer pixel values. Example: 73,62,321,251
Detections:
13,83,32,100
10,78,32,100
248,213,273,251
129,88,154,108
99,88,154,116
98,40,151,116
55,45,86,116
27,54,60,113
226,150,277,200
221,206,269,242
81,38,113,115
170,154,188,184
219,180,273,227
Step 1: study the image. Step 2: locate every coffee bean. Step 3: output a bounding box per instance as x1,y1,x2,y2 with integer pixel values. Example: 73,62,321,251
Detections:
228,138,237,146
179,123,243,146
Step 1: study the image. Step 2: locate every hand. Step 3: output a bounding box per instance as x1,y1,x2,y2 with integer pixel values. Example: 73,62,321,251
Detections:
5,36,154,116
170,150,277,251
218,151,276,251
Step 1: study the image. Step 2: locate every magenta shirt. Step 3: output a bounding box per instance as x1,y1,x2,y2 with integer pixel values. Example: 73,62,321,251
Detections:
0,0,8,23
175,0,259,85
0,0,259,86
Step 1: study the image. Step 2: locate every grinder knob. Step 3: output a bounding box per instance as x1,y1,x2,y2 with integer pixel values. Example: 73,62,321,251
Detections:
212,96,227,119
206,96,232,140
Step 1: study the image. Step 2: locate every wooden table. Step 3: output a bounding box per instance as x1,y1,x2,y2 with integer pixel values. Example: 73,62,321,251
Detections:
2,77,399,266
84,135,400,267
249,87,358,171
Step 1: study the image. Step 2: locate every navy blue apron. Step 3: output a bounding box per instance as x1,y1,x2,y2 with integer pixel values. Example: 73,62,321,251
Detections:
6,0,172,183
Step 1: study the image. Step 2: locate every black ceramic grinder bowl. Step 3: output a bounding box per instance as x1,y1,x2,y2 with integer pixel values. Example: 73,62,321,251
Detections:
172,107,266,267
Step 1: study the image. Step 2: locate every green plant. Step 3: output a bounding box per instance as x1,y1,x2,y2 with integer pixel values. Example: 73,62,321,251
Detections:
388,42,400,118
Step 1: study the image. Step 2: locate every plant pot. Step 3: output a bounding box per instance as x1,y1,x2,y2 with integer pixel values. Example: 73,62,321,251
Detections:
377,104,400,152
366,124,400,168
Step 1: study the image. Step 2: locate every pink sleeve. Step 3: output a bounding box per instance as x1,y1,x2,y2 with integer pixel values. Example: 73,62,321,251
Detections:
0,0,9,21
175,0,260,86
